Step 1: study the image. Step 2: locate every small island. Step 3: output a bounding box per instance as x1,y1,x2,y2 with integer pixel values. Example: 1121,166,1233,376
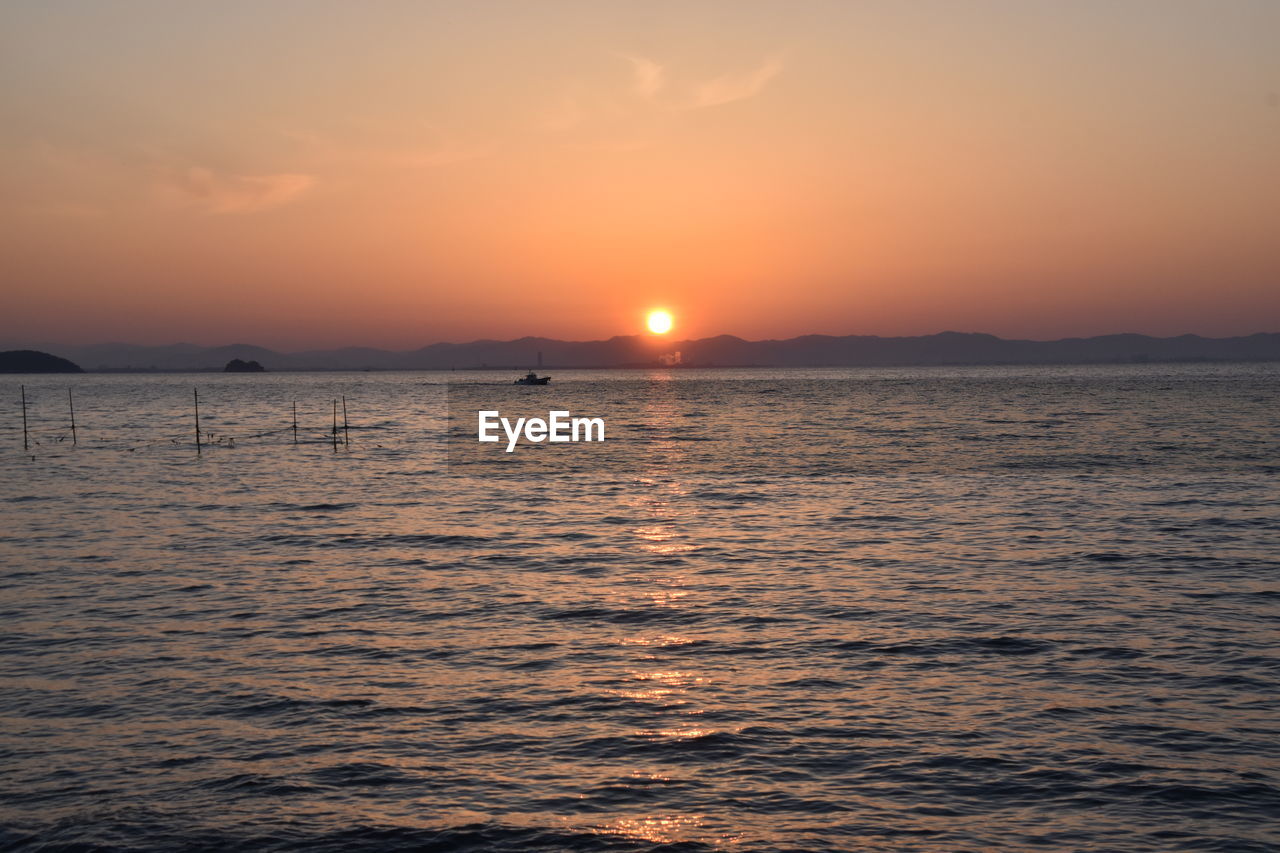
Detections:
0,350,84,373
224,358,266,373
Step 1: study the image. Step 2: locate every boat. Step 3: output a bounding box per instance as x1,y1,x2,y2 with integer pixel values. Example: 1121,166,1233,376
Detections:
514,371,550,385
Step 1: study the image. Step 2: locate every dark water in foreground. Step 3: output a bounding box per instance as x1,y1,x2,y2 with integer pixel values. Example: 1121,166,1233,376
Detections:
1,365,1277,852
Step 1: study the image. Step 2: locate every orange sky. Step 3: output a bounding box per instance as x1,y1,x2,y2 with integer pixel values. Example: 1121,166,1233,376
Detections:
2,1,1278,348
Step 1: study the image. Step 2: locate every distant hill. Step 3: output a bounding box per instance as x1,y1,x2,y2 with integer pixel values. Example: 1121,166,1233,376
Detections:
5,332,1279,372
0,349,84,373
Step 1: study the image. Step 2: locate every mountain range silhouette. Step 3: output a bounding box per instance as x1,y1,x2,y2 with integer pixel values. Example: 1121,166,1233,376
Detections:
8,331,1278,372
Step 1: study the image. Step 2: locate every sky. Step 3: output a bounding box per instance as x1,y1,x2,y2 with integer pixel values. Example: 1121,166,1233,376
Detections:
1,0,1278,349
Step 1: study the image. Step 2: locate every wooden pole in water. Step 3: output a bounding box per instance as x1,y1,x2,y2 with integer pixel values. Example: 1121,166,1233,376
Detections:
342,395,350,447
292,400,298,445
21,385,29,451
68,389,77,446
331,399,338,452
194,388,202,456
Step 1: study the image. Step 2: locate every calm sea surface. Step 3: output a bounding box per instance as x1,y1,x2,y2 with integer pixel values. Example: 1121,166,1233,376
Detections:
1,365,1277,852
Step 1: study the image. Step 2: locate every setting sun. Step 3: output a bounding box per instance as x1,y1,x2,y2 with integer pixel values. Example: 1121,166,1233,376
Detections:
647,310,674,335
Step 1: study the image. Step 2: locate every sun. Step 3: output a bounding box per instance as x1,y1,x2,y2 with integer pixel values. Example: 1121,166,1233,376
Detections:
646,309,674,335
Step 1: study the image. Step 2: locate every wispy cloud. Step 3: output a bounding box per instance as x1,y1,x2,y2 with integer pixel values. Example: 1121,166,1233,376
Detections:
6,135,320,217
688,57,784,109
626,55,666,99
158,166,314,214
533,51,785,142
612,52,784,110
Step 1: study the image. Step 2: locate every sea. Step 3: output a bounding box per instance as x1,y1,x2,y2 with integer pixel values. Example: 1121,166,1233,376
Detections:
1,364,1277,852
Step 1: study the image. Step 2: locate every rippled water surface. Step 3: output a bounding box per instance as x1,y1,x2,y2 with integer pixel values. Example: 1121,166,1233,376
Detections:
2,365,1278,852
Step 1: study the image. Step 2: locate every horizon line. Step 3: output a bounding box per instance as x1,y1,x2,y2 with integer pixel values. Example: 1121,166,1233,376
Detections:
9,328,1280,352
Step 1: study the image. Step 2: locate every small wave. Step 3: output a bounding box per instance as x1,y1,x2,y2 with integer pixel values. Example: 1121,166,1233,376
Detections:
823,635,1055,658
0,821,717,853
1082,551,1135,562
255,532,496,549
691,490,770,503
541,606,705,626
200,772,318,796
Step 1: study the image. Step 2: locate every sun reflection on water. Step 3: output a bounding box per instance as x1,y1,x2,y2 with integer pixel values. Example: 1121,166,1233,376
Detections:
595,813,711,846
618,634,696,648
580,386,729,846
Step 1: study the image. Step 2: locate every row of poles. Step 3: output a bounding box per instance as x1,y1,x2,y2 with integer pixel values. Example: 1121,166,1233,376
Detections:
193,389,351,455
20,385,76,451
189,388,351,456
20,385,351,455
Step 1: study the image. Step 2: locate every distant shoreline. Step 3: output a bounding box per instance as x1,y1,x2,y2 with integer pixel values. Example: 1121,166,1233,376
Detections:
7,331,1278,373
56,356,1280,374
